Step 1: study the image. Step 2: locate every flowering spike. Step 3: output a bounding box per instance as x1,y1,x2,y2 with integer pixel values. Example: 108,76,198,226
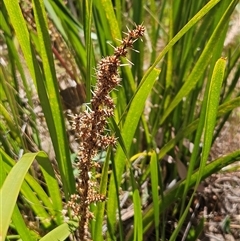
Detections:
67,25,145,240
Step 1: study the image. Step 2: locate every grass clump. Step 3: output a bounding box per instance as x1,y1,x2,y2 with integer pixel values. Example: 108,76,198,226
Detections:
0,0,239,240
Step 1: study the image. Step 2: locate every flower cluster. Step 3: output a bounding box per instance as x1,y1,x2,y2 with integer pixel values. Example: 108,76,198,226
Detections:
68,24,145,240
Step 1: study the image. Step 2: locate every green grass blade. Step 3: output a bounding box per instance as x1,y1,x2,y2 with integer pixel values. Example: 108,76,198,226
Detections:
39,221,78,241
141,0,222,90
83,0,94,102
133,187,142,241
45,0,87,77
114,0,122,30
158,96,240,161
31,0,75,196
36,156,63,224
150,151,160,241
11,205,36,241
0,151,47,240
131,0,144,81
139,149,240,238
99,0,121,41
4,0,75,197
3,0,38,86
180,57,227,220
197,57,227,184
0,9,35,112
107,67,160,236
0,149,5,187
129,166,143,241
92,0,112,56
92,148,111,241
165,1,174,90
179,52,228,215
1,149,61,227
109,118,129,158
160,0,238,124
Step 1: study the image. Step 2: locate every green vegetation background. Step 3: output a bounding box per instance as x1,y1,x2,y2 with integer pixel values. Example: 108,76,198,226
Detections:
0,0,239,240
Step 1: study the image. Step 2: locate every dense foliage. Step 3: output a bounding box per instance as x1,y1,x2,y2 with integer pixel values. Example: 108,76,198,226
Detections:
0,0,239,240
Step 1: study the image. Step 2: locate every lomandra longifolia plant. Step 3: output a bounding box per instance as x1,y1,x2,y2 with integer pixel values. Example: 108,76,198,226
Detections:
67,25,145,240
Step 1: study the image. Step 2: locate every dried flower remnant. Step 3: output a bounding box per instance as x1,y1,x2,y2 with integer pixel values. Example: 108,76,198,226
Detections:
68,24,145,240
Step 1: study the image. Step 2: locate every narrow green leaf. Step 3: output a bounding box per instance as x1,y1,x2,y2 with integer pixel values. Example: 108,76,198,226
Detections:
0,149,5,188
92,148,111,241
128,166,143,241
0,151,47,240
114,0,122,29
99,0,121,41
3,0,37,84
139,149,240,238
39,221,78,241
1,9,35,114
131,0,144,81
11,205,36,241
179,57,227,222
165,1,174,89
158,97,240,161
83,0,94,102
4,0,75,198
197,57,227,184
160,0,238,124
1,150,59,228
133,188,142,241
92,0,112,55
109,117,129,160
107,68,160,236
37,155,63,224
141,0,222,93
46,0,87,76
150,151,160,241
31,0,75,196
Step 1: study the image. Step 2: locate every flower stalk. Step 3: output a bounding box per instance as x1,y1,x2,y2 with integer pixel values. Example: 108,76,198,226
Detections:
68,24,145,240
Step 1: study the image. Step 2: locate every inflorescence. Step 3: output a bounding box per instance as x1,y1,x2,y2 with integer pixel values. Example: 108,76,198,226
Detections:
67,24,145,240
